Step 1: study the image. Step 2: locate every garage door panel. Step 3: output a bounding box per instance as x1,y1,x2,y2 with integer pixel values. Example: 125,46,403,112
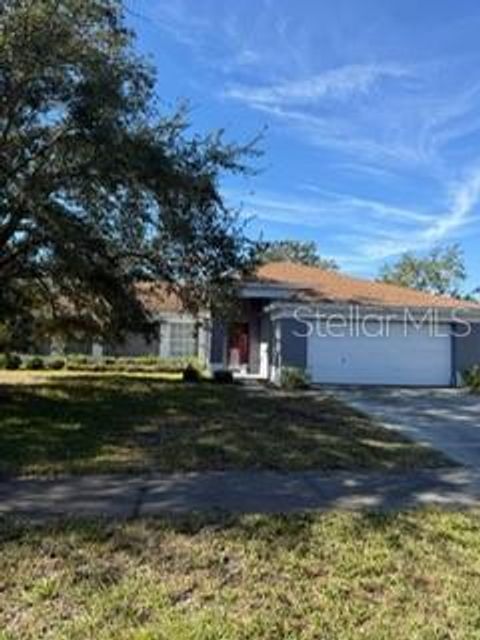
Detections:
307,322,452,386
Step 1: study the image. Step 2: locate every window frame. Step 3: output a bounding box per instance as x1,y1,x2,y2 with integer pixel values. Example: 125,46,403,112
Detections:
168,321,198,358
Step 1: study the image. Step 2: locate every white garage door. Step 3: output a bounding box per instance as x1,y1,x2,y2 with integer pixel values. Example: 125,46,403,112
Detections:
307,322,452,386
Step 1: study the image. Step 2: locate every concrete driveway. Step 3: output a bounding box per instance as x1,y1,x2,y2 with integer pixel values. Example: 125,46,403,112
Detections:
332,387,480,468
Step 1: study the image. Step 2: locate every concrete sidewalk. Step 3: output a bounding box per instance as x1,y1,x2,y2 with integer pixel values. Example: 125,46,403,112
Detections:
2,468,480,518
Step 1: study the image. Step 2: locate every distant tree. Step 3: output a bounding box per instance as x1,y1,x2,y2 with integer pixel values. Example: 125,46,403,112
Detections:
465,287,480,303
0,0,258,342
379,245,467,297
256,240,338,270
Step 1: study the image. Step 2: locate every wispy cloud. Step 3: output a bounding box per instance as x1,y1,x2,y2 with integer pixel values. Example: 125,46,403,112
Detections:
320,163,398,182
228,187,431,230
251,102,432,167
224,58,480,171
225,63,409,105
142,0,278,74
230,166,480,274
227,190,335,229
299,186,434,223
129,1,480,283
142,0,210,47
423,167,480,243
339,167,480,263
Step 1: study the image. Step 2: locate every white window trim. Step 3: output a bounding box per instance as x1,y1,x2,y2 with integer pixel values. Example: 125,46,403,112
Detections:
156,313,209,361
168,321,198,358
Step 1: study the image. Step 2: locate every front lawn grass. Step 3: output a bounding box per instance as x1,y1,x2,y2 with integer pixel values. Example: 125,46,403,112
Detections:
0,373,449,476
1,509,480,639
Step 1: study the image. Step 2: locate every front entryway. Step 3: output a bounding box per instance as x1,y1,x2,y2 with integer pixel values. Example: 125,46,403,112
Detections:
228,322,249,370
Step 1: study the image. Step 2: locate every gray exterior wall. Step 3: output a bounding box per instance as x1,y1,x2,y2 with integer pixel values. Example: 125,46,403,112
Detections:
210,320,226,365
454,323,480,376
30,337,54,356
104,332,159,357
280,318,307,369
64,337,93,356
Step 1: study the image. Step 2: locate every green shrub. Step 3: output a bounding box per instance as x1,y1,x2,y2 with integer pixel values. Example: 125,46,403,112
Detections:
134,356,161,366
24,356,45,370
182,364,202,383
47,358,65,370
464,365,480,392
213,370,234,384
91,363,107,372
111,356,204,373
280,367,310,390
7,354,22,370
62,354,206,374
65,355,93,370
0,353,21,370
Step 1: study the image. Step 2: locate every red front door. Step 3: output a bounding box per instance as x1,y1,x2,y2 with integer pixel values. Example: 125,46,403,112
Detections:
228,323,249,368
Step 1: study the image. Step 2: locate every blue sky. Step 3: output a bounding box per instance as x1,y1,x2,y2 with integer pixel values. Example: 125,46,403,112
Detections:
126,0,480,291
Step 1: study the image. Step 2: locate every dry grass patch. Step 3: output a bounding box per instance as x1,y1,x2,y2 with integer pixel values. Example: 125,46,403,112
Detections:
1,509,480,639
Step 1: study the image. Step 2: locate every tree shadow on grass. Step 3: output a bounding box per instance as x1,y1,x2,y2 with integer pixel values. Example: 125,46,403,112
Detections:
0,509,321,556
0,375,451,477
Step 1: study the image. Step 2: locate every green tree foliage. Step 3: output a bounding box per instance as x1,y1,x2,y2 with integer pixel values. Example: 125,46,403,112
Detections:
256,240,338,270
0,0,258,340
379,245,467,297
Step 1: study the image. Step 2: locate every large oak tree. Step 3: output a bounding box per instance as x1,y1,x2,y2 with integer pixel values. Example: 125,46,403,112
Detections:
0,0,257,342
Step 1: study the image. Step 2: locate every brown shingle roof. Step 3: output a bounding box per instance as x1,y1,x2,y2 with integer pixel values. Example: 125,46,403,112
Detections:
256,261,480,310
135,262,480,313
135,282,184,314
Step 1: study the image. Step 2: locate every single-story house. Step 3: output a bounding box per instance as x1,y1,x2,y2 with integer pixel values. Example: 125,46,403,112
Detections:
53,261,480,387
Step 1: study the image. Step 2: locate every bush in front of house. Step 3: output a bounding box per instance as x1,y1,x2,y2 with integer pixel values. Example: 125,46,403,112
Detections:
1,352,207,374
91,363,108,372
110,356,205,373
47,357,66,370
62,354,206,374
24,356,45,370
0,353,22,370
280,367,310,390
182,364,203,383
213,370,234,384
464,365,480,392
64,355,110,371
65,354,92,370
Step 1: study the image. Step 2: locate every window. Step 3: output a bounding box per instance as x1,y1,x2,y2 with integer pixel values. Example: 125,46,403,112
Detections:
169,322,197,358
